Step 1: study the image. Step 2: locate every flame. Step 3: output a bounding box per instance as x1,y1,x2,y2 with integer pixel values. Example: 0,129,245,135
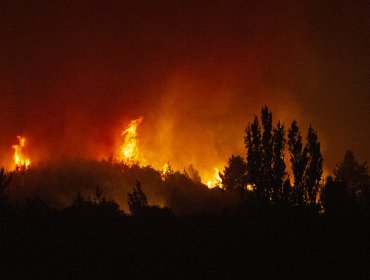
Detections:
162,163,170,176
206,168,223,189
120,117,144,165
12,136,31,170
246,184,254,191
161,162,172,180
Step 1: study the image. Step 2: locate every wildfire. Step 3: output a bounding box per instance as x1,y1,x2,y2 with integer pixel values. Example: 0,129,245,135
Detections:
162,162,170,178
12,136,31,170
161,162,172,181
120,117,144,165
206,168,223,189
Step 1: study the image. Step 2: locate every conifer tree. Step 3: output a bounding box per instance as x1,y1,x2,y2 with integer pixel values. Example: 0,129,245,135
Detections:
288,120,306,206
281,178,292,203
245,116,263,197
0,168,12,203
303,125,323,204
245,107,288,202
334,150,369,203
221,155,248,194
334,150,368,191
261,106,274,198
127,181,148,215
272,121,286,203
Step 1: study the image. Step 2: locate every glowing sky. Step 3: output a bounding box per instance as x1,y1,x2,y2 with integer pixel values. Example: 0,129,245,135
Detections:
0,0,369,178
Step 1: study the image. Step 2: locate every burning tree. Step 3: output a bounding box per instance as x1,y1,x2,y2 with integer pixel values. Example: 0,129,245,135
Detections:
12,136,31,171
120,117,144,166
161,162,174,181
206,168,223,189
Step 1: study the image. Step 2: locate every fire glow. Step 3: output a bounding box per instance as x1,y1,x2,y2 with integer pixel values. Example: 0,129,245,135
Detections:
12,136,31,170
5,118,225,188
119,117,222,188
161,162,171,180
120,116,144,166
206,168,223,189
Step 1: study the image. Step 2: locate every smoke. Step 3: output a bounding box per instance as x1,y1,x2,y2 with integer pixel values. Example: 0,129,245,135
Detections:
0,1,369,179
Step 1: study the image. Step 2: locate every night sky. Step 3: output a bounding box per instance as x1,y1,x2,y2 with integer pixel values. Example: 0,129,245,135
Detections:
0,0,369,178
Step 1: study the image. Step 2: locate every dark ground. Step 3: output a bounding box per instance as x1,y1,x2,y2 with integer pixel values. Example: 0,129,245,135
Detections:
0,204,369,279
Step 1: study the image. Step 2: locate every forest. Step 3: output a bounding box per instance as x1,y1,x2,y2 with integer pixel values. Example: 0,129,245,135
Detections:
0,106,369,278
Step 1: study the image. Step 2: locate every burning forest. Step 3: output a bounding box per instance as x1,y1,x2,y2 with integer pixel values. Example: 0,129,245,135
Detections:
2,105,369,217
0,1,369,278
4,115,233,214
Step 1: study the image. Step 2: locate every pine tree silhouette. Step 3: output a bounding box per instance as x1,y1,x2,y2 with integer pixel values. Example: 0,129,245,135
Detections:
303,125,323,205
272,121,287,204
245,116,263,198
221,155,248,197
127,181,148,215
0,168,12,204
261,106,274,199
334,150,369,206
288,120,306,206
245,107,288,202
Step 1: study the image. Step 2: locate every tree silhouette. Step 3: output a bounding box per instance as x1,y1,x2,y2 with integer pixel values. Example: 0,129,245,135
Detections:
281,178,292,204
0,168,12,204
288,120,306,206
322,176,350,214
334,150,369,206
94,186,103,204
184,164,201,183
127,181,148,215
334,150,368,190
272,121,287,204
303,125,323,205
261,106,274,199
72,192,86,207
245,107,288,202
68,190,122,219
245,116,262,198
221,155,248,198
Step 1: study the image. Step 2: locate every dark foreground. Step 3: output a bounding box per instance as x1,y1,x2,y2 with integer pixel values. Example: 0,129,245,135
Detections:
0,205,369,279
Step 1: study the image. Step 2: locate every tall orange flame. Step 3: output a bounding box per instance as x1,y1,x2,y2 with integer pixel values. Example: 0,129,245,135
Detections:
206,168,223,189
12,136,31,170
120,117,144,165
